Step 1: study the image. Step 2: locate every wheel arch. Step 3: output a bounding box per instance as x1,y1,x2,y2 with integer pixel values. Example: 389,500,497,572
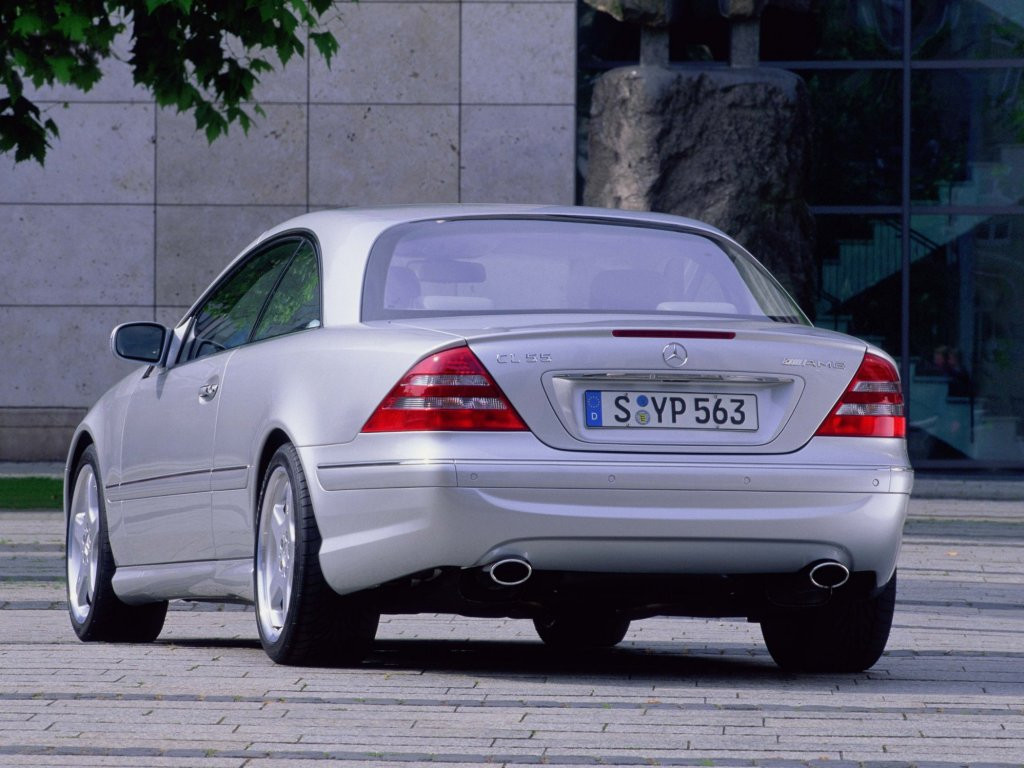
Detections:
64,430,95,520
252,428,295,521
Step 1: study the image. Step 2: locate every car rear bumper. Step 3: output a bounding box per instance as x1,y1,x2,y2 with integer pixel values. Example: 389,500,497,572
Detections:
301,440,912,598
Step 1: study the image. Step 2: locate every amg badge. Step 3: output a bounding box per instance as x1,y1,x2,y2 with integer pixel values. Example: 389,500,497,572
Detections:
782,358,846,369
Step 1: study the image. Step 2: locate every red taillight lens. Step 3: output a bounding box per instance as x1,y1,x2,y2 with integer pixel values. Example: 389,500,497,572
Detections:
815,352,906,438
361,346,527,432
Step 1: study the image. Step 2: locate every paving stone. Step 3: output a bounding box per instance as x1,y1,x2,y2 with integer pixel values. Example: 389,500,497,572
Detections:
0,511,1022,766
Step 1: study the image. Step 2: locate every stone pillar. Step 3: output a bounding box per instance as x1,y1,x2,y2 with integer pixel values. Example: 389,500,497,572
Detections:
582,0,817,312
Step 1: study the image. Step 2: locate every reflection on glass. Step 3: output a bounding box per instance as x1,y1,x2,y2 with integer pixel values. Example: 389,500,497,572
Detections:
814,216,902,357
800,71,901,205
913,0,1024,59
912,69,1024,206
761,0,903,60
908,216,1024,462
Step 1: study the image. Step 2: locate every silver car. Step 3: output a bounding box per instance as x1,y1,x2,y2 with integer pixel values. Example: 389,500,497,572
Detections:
65,205,912,671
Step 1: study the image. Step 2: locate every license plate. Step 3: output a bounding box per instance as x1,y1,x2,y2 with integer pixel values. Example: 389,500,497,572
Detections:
584,390,758,431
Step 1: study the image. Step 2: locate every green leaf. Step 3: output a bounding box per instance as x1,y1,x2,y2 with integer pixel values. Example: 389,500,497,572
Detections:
49,56,76,84
311,31,339,62
258,0,278,23
12,14,44,36
55,10,92,42
289,0,313,24
1,0,342,164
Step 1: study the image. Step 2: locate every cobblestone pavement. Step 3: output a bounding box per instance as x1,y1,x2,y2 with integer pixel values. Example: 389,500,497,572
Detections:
0,501,1022,768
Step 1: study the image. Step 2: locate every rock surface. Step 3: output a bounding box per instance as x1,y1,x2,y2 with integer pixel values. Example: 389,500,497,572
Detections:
584,0,673,27
584,65,816,313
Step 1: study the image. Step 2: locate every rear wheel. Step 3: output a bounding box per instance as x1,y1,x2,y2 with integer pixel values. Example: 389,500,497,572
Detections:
534,612,631,649
66,445,167,642
255,444,379,665
760,571,897,672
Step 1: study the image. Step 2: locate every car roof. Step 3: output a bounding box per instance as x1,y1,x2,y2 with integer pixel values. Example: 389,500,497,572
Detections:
203,205,746,329
252,205,734,249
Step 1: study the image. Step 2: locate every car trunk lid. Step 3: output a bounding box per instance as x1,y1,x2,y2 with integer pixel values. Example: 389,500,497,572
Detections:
386,315,868,454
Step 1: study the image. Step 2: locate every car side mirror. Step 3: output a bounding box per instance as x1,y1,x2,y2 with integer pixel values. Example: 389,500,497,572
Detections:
111,322,169,364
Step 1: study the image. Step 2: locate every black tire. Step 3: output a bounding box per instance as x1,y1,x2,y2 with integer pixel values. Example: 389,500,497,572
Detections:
760,570,897,672
533,613,631,649
254,444,379,665
65,445,168,643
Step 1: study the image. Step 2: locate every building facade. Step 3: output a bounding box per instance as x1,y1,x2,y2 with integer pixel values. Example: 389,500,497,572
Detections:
3,0,1022,473
581,0,1024,471
0,0,577,461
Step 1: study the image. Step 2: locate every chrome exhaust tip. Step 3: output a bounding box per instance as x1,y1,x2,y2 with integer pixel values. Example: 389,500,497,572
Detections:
809,561,850,589
486,557,532,587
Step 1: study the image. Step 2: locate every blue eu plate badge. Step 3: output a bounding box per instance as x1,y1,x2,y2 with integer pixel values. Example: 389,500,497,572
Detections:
585,390,603,427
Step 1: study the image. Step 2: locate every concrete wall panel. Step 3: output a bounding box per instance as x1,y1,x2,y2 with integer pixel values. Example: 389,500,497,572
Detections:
461,105,575,203
310,3,460,104
0,104,155,204
0,306,148,408
248,49,310,104
0,205,154,306
462,2,575,104
0,408,87,462
155,105,307,206
309,105,459,206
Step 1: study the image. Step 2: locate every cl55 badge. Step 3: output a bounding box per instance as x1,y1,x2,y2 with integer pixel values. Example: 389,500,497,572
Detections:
496,353,552,364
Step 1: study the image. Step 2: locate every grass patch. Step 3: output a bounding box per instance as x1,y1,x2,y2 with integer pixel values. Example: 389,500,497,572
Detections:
0,477,63,509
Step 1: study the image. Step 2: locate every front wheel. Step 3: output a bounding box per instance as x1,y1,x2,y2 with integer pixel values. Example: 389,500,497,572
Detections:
760,571,897,672
66,445,167,642
255,444,379,665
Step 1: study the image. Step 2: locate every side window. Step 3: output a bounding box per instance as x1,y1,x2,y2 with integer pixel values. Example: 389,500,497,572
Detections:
184,241,299,362
252,241,321,342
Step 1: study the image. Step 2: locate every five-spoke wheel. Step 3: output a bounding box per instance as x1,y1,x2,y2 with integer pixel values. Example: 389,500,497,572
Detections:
256,465,297,644
65,446,167,642
254,444,379,665
67,463,101,626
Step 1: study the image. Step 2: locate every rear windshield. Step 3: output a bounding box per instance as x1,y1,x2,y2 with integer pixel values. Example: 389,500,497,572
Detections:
361,217,808,324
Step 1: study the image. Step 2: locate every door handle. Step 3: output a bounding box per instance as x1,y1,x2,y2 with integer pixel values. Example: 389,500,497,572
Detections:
198,383,219,400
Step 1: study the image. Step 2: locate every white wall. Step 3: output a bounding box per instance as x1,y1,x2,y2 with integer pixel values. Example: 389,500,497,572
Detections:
0,0,576,460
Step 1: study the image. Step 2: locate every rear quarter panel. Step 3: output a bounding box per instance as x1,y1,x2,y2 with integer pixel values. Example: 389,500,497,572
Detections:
210,325,462,555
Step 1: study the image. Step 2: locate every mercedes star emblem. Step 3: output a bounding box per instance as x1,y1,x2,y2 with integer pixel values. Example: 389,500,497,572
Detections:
662,343,688,368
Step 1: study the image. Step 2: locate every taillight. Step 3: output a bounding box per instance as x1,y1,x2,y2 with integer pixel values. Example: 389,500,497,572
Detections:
815,352,906,438
361,345,527,432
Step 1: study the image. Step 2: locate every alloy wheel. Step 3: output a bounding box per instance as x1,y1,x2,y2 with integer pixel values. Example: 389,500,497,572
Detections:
256,466,296,643
67,465,100,624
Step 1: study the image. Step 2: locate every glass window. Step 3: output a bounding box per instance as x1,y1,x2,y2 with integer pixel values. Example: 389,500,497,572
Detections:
362,218,808,324
668,12,729,64
908,215,1024,463
813,215,903,359
252,241,321,342
183,240,299,362
800,70,902,205
912,69,1024,207
912,0,1024,60
761,0,904,61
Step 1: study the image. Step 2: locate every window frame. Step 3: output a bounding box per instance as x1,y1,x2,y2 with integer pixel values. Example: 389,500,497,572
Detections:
169,230,323,369
360,215,809,325
250,239,323,344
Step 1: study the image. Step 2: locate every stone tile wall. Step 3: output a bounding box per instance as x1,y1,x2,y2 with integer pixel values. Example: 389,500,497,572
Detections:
0,0,576,461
